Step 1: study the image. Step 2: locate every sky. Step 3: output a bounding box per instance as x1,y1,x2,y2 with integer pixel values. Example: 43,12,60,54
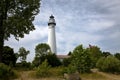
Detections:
5,0,120,62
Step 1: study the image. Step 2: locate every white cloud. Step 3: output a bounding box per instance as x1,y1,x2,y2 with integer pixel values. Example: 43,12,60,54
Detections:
5,0,120,61
5,25,48,62
87,20,115,32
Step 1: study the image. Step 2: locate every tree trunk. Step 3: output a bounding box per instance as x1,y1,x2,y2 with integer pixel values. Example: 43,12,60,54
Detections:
0,15,4,62
0,0,8,62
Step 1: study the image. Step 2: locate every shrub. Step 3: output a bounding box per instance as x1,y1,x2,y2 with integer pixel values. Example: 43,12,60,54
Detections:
96,56,120,73
15,61,32,70
62,58,71,67
64,65,77,74
36,60,51,77
32,53,62,67
71,45,92,73
46,53,62,67
0,63,17,80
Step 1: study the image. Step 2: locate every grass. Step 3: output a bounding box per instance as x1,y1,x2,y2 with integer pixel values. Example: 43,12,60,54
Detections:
14,68,120,80
80,72,107,80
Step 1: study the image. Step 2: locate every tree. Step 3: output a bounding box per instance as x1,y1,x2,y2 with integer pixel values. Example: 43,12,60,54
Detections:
33,43,50,66
2,46,17,66
46,53,62,67
114,53,120,60
18,47,30,62
70,45,92,73
87,45,102,68
68,51,72,56
102,51,112,57
35,43,50,57
0,0,40,62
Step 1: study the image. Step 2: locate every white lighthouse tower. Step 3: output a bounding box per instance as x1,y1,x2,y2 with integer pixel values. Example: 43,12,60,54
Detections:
48,15,57,54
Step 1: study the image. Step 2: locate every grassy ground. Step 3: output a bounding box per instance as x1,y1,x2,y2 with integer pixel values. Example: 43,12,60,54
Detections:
14,69,120,80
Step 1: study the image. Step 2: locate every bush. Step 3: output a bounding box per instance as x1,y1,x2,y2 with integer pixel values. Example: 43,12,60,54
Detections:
64,65,77,74
36,60,51,77
15,61,32,70
32,53,62,67
71,45,92,73
46,54,62,67
0,63,17,80
62,58,71,67
96,56,120,73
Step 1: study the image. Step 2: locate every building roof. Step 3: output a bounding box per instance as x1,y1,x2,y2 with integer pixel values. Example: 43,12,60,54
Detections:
57,55,70,59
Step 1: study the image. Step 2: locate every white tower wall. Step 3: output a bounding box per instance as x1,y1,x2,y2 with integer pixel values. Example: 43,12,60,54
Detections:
48,15,57,54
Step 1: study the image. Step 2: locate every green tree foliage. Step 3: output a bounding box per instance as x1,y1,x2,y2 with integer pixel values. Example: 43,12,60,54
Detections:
63,58,71,67
33,43,61,67
35,43,50,57
96,55,120,73
18,47,30,62
2,46,17,66
0,0,40,62
36,59,51,77
102,51,112,57
70,45,92,73
114,53,120,60
46,53,62,67
68,51,72,56
33,43,50,66
87,45,102,68
62,52,71,67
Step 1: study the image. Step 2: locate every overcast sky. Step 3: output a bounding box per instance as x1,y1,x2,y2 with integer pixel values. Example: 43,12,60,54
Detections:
5,0,120,62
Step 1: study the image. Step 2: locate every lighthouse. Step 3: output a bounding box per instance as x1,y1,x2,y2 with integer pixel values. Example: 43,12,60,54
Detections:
48,15,57,54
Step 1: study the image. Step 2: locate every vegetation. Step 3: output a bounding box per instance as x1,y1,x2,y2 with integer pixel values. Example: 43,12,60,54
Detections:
2,46,17,66
33,43,61,67
70,45,92,73
0,63,17,80
1,43,120,79
87,45,102,68
1,0,120,79
102,52,112,57
46,53,62,67
15,62,32,70
1,44,119,80
33,43,50,66
63,57,71,66
96,55,120,73
18,47,30,62
36,60,51,78
114,53,120,60
0,0,41,62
